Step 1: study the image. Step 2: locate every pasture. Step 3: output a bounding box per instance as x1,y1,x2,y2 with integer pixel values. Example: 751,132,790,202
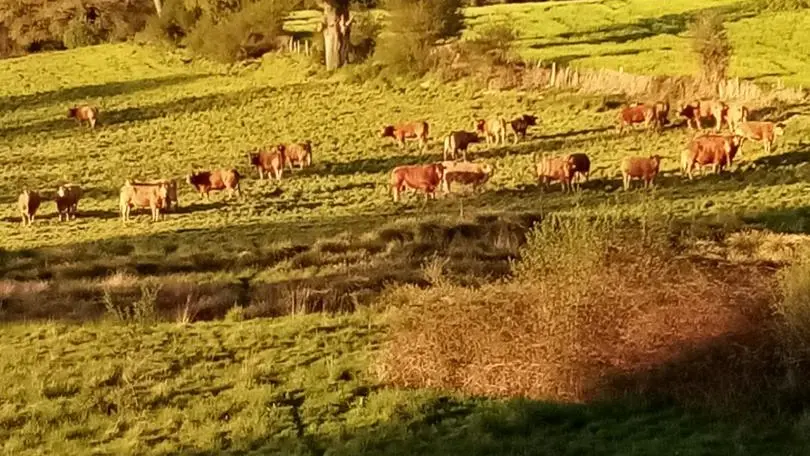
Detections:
3,0,810,453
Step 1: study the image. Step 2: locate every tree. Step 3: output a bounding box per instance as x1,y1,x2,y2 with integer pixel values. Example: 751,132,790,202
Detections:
154,0,163,16
690,11,733,91
321,0,353,70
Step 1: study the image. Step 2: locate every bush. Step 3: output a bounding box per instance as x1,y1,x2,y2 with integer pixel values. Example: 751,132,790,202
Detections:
464,22,518,65
375,0,464,75
62,17,107,49
690,11,733,90
349,11,382,63
761,0,810,10
141,0,201,44
775,258,810,365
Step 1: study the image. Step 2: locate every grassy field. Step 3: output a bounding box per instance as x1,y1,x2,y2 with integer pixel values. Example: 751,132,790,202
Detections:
3,1,810,453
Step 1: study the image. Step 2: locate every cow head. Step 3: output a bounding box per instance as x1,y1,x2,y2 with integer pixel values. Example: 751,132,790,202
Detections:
522,114,538,126
481,163,494,176
275,144,287,154
156,184,169,206
474,119,486,133
185,173,197,186
380,125,395,138
56,186,67,198
433,162,446,180
775,124,786,136
649,155,663,171
67,107,78,118
248,152,259,167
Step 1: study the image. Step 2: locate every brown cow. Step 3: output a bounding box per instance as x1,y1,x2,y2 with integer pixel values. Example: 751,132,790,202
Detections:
535,155,572,192
509,114,538,143
67,105,99,129
567,153,591,185
119,181,169,222
390,163,445,202
186,169,242,200
735,121,784,155
440,161,493,194
249,149,285,181
620,155,662,191
18,189,41,226
618,103,658,134
443,131,481,161
654,100,671,127
726,103,749,133
679,100,727,131
681,134,744,179
278,141,313,170
129,179,178,211
475,117,508,146
55,184,82,221
380,121,430,152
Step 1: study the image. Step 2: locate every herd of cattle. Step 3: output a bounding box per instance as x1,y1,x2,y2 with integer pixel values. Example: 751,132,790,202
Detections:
13,99,787,225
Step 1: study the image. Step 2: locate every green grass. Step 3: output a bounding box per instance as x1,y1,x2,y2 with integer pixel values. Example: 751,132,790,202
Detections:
1,314,808,455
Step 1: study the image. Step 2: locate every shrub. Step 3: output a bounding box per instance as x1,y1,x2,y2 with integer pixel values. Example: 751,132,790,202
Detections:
775,258,810,365
62,16,107,49
141,0,201,44
375,0,464,75
349,11,382,63
761,0,810,10
464,22,518,65
689,11,733,91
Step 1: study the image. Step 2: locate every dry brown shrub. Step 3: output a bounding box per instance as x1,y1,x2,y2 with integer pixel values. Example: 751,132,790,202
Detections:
380,215,779,405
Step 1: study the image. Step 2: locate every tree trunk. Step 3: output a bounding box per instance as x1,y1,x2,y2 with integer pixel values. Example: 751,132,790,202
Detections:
323,0,352,70
153,0,163,17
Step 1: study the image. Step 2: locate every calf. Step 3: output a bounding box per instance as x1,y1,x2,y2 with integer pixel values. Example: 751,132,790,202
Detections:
390,163,445,202
443,131,481,161
679,99,727,131
475,117,508,146
186,169,241,200
278,141,313,170
55,184,82,221
620,155,662,191
249,149,285,181
380,121,430,152
67,105,99,129
735,121,783,155
535,155,572,192
119,181,169,222
681,134,744,179
509,114,538,143
567,153,591,185
618,103,658,133
726,103,749,133
129,179,178,211
440,161,493,194
18,189,41,226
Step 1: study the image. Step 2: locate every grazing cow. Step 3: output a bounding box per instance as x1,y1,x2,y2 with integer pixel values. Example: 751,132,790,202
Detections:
475,117,508,146
119,181,169,222
726,103,749,133
618,103,659,133
278,141,313,170
440,161,493,194
186,169,242,200
55,184,82,221
249,149,285,181
679,100,727,131
654,100,671,127
535,155,572,192
129,179,178,211
681,134,744,179
18,190,41,226
390,163,445,202
735,121,784,155
620,155,662,191
443,131,481,161
567,153,591,185
67,105,99,129
509,114,538,143
380,121,430,152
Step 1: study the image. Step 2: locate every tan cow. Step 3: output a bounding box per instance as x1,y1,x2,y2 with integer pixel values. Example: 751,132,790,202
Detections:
18,189,41,226
380,121,430,152
440,161,493,194
620,155,662,191
726,103,749,133
249,149,285,181
475,117,508,146
735,121,784,155
390,163,445,202
443,131,481,161
129,179,178,211
67,105,99,129
681,134,744,179
278,141,313,170
119,181,169,222
186,169,242,200
679,100,727,131
55,184,82,221
535,155,572,192
618,103,658,134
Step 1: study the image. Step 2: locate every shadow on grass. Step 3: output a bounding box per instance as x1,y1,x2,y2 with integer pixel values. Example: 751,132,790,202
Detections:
0,73,212,114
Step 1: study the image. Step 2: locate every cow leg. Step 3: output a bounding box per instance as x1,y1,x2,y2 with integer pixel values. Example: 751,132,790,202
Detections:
622,175,630,191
